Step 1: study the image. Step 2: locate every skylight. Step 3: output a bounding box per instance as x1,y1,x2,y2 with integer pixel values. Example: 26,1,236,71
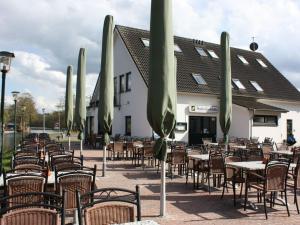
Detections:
195,47,207,57
256,58,268,68
207,49,219,59
192,73,207,85
141,38,150,47
232,78,246,90
174,44,182,52
237,55,249,64
250,81,263,92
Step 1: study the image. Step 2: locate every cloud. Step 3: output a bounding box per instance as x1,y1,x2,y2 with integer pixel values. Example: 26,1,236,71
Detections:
1,0,300,111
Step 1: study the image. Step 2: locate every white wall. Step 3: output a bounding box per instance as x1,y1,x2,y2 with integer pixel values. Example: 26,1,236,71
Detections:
230,104,250,139
258,99,300,143
112,30,152,138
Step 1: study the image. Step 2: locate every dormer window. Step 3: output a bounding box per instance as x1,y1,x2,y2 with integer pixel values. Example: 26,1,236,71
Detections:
192,73,207,85
250,80,263,92
232,78,246,90
256,58,267,68
195,47,207,57
237,55,249,64
207,49,219,59
141,38,150,47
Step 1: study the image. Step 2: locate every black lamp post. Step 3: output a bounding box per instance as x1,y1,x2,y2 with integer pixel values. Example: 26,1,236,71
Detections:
11,91,20,153
0,51,15,174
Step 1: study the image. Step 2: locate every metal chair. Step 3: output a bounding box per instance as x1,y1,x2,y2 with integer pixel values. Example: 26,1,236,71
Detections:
248,161,290,219
207,151,225,193
76,185,141,225
0,192,65,225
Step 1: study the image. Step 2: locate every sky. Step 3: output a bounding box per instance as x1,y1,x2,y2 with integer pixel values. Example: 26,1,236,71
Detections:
1,0,300,112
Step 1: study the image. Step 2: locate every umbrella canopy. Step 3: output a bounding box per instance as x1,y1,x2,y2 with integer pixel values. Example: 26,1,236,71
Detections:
75,48,86,141
98,15,114,146
147,0,177,217
219,32,232,144
65,65,73,136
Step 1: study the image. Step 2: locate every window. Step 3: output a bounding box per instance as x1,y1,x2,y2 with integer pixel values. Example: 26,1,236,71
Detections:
232,78,246,90
126,72,131,92
207,49,219,59
195,47,208,57
119,74,125,93
250,80,263,92
192,73,207,85
174,44,182,52
113,77,119,106
237,55,249,64
256,58,267,68
253,115,278,126
141,38,150,47
125,116,131,136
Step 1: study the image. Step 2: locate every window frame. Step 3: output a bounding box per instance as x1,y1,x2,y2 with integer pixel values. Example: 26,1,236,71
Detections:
250,80,263,92
113,77,119,107
195,47,208,57
174,43,182,53
207,49,219,59
141,38,150,47
232,78,246,90
253,115,278,127
126,72,131,92
125,116,131,136
119,74,125,93
192,73,207,85
256,58,268,68
237,55,249,64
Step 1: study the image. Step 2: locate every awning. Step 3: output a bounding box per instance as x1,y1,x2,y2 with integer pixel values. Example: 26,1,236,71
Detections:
233,96,288,113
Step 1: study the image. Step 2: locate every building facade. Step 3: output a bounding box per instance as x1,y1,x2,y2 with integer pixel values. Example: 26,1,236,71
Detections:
87,25,300,145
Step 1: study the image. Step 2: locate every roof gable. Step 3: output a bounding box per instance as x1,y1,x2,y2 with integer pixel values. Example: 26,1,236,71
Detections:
116,25,300,102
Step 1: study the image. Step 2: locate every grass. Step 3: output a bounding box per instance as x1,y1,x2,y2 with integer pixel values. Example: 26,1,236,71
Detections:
3,148,12,170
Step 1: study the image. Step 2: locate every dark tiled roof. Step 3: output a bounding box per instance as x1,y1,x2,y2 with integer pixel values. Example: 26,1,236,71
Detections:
233,96,288,112
116,25,300,102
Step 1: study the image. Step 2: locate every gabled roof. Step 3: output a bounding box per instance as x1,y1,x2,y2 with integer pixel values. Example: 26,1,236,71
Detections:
116,25,300,102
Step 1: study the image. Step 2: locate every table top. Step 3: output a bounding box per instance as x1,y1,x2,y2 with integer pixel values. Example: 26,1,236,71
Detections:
189,154,209,161
226,161,296,171
271,150,294,156
207,142,219,146
113,220,159,225
0,172,55,187
230,145,247,149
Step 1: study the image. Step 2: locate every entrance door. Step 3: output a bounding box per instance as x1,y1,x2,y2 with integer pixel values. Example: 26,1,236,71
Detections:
189,116,217,145
287,119,293,139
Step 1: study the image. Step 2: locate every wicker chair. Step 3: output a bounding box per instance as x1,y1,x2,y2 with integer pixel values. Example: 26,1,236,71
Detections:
111,141,125,160
50,154,82,170
3,171,48,207
167,150,186,178
14,149,39,158
55,165,96,210
292,147,300,164
0,192,65,225
287,158,300,214
76,185,141,225
12,156,45,168
13,164,44,173
221,156,245,206
248,161,290,219
141,146,155,170
207,151,225,193
261,143,273,161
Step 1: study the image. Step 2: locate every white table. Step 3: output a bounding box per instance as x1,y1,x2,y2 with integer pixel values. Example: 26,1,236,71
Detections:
230,145,247,149
113,220,159,225
189,154,209,161
271,150,294,156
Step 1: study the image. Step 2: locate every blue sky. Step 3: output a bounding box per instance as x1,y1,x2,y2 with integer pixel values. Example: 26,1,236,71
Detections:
1,0,300,112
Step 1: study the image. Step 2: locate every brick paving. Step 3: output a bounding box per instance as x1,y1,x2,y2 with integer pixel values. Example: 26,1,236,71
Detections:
75,149,300,225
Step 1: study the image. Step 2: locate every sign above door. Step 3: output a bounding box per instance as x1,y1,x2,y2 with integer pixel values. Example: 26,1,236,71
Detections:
189,105,218,113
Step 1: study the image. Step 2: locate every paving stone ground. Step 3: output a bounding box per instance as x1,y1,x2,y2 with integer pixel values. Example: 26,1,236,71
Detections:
75,149,300,225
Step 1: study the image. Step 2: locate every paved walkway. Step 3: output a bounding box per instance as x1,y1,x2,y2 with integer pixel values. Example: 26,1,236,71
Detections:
75,149,300,225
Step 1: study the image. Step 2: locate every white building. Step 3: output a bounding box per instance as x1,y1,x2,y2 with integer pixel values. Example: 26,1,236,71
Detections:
87,25,300,145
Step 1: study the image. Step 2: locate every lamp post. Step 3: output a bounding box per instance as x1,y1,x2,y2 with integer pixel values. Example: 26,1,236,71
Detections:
0,51,15,174
21,106,26,142
42,108,45,133
11,91,20,152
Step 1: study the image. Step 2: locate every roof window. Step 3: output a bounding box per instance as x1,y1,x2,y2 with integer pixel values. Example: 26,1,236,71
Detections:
192,73,207,85
232,78,246,90
250,80,263,92
256,58,267,68
207,49,219,59
195,47,207,57
141,38,150,47
174,44,182,52
237,55,249,64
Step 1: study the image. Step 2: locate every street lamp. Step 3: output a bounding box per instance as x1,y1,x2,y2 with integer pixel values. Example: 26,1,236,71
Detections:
11,91,20,152
42,108,45,133
0,51,15,175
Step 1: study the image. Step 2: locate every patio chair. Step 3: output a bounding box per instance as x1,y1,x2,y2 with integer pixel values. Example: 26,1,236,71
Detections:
111,141,126,160
50,154,83,170
3,170,48,207
13,164,45,173
0,192,65,225
55,165,96,210
287,158,300,214
167,150,186,178
141,146,155,170
292,147,300,164
14,149,39,158
221,156,244,206
207,151,225,193
261,143,273,161
76,185,141,225
12,156,45,168
247,161,290,219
